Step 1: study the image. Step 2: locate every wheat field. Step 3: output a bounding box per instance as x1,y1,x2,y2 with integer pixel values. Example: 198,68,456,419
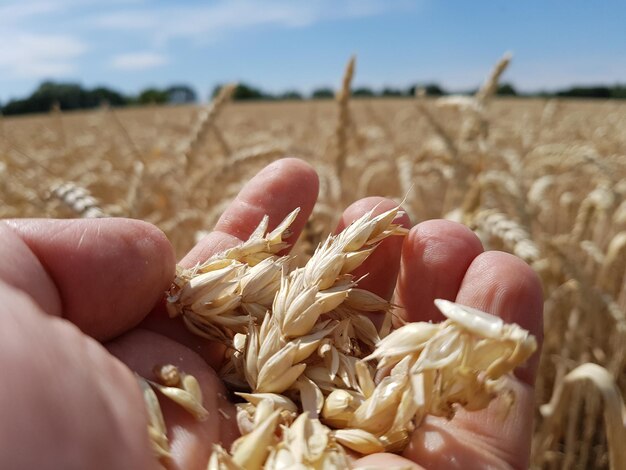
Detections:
1,57,626,469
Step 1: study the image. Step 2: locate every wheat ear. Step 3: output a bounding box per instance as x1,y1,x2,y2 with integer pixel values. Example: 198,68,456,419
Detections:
150,206,537,469
539,363,626,470
476,51,512,106
183,83,237,171
49,181,107,218
334,56,356,179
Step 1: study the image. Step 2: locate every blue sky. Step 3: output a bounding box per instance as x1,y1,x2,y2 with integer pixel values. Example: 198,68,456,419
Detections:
1,0,625,102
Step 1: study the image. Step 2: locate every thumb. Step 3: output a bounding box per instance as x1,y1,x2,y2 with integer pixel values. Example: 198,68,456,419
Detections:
0,281,157,470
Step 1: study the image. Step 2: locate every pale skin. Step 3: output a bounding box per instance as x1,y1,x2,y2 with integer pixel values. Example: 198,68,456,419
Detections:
0,158,542,470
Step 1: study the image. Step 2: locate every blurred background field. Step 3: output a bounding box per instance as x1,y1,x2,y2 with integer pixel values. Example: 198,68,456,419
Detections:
2,73,626,467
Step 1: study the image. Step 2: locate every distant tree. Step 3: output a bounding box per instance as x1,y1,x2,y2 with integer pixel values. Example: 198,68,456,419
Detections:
2,81,100,115
233,83,266,100
2,99,30,115
35,81,85,110
497,83,518,96
137,88,168,104
381,87,404,97
426,84,445,96
166,85,197,104
311,87,334,99
611,85,626,99
557,86,612,99
407,83,446,96
278,90,303,100
90,87,129,106
211,83,274,101
352,87,375,98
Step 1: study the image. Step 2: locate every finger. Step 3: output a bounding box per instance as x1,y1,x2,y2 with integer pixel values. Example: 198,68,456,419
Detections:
107,329,239,470
0,281,157,469
182,157,319,267
336,197,410,299
0,222,62,316
403,251,543,469
3,218,175,341
405,377,535,470
354,453,424,469
395,220,483,324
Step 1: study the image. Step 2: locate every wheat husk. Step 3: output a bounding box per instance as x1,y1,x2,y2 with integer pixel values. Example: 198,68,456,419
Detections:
147,207,537,469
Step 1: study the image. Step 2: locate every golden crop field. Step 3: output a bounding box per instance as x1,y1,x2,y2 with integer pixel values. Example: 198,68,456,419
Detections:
1,58,626,469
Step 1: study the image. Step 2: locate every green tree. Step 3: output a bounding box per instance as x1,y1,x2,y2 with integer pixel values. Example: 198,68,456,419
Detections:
233,83,267,100
2,81,95,115
311,87,334,99
89,87,129,106
611,85,626,99
211,83,269,101
497,83,518,96
353,87,375,97
166,85,197,104
137,88,169,104
407,83,446,96
278,90,303,100
557,86,612,98
381,87,404,97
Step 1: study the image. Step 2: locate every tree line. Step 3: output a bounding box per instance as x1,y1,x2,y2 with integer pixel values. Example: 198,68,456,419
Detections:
1,82,198,116
2,80,625,116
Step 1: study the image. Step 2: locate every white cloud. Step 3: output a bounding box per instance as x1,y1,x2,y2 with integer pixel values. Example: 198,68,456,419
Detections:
0,33,87,78
0,1,93,80
94,0,415,43
0,2,61,23
111,52,168,70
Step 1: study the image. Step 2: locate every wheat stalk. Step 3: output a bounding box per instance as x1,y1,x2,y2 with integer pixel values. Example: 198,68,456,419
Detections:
334,56,356,180
539,363,626,470
414,88,458,160
183,83,237,171
108,108,145,164
599,232,626,296
50,101,67,150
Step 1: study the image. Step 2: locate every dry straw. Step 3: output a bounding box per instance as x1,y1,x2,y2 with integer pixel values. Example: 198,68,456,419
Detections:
414,88,458,161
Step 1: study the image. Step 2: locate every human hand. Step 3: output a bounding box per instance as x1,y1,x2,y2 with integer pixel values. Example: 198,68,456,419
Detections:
0,158,542,469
